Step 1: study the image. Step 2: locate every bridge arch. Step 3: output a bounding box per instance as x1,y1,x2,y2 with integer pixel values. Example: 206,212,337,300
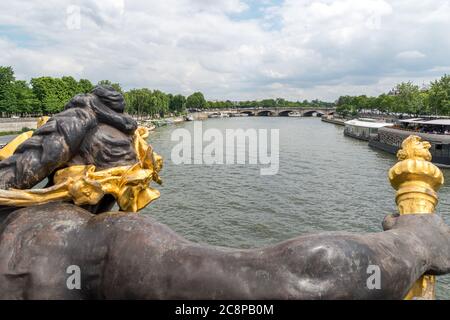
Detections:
257,110,274,116
278,110,294,117
303,110,325,117
240,111,255,116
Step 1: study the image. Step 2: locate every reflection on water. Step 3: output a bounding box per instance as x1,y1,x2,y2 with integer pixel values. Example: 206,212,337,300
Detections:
145,117,450,299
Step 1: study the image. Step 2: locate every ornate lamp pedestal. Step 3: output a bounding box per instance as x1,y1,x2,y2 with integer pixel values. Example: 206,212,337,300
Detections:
388,135,444,300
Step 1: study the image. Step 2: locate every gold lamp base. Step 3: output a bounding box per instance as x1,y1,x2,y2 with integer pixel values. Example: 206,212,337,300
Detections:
388,135,444,300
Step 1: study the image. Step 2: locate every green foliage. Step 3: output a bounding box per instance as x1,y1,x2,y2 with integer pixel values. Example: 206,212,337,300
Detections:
153,90,170,116
260,99,276,108
335,96,358,117
12,80,40,115
429,75,450,115
208,100,235,109
3,65,450,119
0,66,17,115
391,82,428,115
78,79,94,93
98,80,122,93
376,94,395,114
0,66,336,118
29,76,96,114
31,77,65,114
169,94,186,113
336,81,438,117
0,67,43,116
0,66,15,84
0,67,122,116
124,88,171,118
186,92,207,110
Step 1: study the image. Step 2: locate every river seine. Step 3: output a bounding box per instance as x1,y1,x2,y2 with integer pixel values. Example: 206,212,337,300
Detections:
146,117,450,299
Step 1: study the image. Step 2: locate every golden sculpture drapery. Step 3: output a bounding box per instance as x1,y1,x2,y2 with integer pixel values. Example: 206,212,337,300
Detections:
0,123,162,213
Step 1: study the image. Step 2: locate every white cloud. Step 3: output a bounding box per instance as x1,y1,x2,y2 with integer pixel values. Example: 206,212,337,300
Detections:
396,50,426,59
0,0,449,101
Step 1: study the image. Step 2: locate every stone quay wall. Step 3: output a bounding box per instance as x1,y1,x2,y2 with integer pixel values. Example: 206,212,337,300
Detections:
0,118,38,132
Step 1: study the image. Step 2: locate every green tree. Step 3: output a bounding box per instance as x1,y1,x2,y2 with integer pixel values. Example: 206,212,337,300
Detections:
275,98,287,108
169,94,186,113
31,77,75,114
124,88,153,118
355,95,369,112
336,95,358,117
260,99,276,108
78,79,94,93
124,88,170,118
98,80,122,93
13,80,40,115
0,66,17,115
429,75,450,115
61,76,81,103
376,94,396,114
393,82,427,116
186,92,207,110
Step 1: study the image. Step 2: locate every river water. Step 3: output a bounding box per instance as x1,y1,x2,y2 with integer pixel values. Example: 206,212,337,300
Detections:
0,117,448,299
146,117,450,299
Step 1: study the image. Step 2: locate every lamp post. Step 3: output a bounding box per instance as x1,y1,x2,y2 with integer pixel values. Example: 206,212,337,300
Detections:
388,135,444,299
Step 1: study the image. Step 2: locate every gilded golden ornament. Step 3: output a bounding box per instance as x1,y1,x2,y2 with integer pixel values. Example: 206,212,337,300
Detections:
388,135,444,300
0,125,162,213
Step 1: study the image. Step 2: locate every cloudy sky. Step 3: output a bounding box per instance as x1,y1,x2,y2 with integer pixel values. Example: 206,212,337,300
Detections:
0,0,449,101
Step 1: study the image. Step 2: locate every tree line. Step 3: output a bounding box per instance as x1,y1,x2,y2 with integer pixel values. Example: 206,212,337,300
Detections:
0,66,333,118
3,65,448,118
336,75,450,117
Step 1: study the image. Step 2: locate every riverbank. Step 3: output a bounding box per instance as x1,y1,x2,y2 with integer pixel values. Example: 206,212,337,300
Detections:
321,116,346,126
0,118,37,133
135,112,210,131
0,129,29,137
0,109,328,133
0,111,213,134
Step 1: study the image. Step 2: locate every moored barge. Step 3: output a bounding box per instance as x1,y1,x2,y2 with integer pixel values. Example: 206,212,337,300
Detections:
369,118,450,167
344,118,393,141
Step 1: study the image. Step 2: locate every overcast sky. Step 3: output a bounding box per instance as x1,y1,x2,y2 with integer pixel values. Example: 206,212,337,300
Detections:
0,0,449,101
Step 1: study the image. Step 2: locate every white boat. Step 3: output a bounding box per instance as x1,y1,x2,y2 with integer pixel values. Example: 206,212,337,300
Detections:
230,113,248,117
344,119,393,141
208,113,222,118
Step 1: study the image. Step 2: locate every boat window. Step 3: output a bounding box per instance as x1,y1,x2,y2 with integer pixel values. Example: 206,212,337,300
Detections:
433,144,444,158
444,144,450,157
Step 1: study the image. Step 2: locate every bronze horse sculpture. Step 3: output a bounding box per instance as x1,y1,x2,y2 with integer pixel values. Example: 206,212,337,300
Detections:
0,86,449,299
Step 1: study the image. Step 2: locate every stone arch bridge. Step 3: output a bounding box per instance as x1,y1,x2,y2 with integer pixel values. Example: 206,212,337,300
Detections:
229,108,335,117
